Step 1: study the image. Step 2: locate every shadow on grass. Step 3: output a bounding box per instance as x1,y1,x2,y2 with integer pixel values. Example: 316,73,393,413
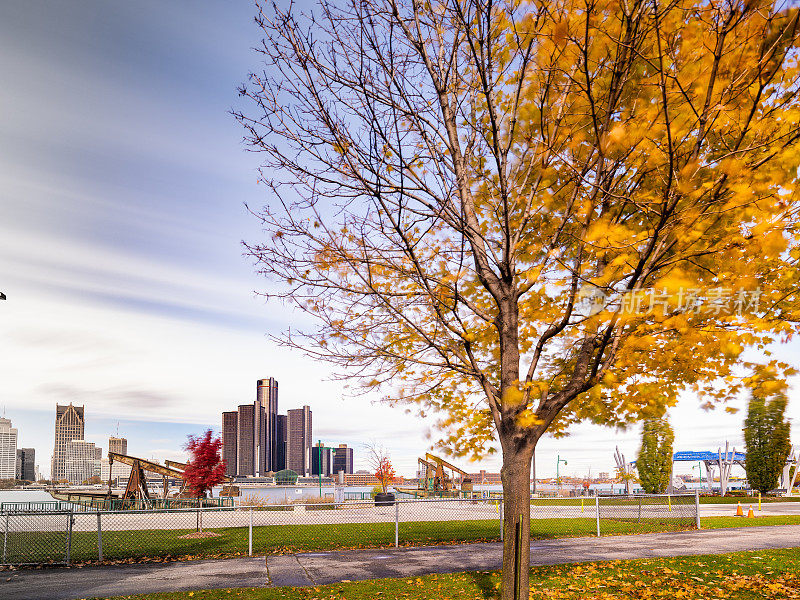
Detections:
468,571,501,599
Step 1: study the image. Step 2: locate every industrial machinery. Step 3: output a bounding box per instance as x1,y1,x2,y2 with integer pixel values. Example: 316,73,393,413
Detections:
416,453,472,496
49,452,234,510
107,452,235,506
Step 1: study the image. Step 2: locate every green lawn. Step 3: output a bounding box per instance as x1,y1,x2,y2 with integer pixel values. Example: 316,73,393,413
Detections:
699,495,800,504
8,515,800,565
526,495,800,506
5,517,693,564
94,546,800,600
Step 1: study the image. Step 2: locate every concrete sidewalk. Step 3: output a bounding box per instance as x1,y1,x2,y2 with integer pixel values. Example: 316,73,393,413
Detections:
1,525,798,600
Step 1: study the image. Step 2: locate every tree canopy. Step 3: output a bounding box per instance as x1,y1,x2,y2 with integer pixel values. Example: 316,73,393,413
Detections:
637,417,674,494
236,1,800,597
183,430,226,498
744,391,792,494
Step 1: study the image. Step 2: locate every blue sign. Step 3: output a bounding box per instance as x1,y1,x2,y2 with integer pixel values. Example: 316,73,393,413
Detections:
673,451,746,462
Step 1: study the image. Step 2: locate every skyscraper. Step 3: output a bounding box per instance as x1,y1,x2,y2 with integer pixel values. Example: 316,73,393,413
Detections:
108,436,127,455
221,378,287,477
274,414,287,472
333,444,354,475
64,440,101,484
0,418,18,479
257,378,279,472
311,445,332,476
287,406,312,476
236,402,256,476
221,411,238,477
52,404,84,481
16,448,35,481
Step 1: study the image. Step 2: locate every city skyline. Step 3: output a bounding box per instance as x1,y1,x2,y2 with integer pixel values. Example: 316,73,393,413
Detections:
0,2,797,483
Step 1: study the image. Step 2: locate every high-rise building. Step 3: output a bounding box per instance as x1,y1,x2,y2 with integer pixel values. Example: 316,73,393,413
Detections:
287,406,312,476
311,445,332,476
333,444,354,475
257,378,279,472
52,404,85,482
0,418,18,479
100,457,131,484
221,411,238,477
108,436,127,455
221,378,287,478
274,414,287,472
64,440,101,484
16,448,35,481
236,402,256,476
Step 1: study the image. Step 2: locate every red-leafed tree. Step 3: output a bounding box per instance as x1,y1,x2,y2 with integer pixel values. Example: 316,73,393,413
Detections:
367,443,396,493
183,429,226,498
374,457,396,494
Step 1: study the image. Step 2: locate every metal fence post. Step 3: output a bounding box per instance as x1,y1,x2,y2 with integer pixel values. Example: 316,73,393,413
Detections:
695,490,701,529
66,510,73,565
2,512,8,564
97,511,103,562
638,497,642,522
595,496,600,537
499,498,504,542
394,500,399,548
248,508,253,556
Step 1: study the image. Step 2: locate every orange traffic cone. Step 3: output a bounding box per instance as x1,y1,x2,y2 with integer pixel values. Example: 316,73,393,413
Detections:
747,505,755,518
735,503,743,516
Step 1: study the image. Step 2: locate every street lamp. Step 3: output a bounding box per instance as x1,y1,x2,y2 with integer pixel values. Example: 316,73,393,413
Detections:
556,455,568,489
316,440,336,498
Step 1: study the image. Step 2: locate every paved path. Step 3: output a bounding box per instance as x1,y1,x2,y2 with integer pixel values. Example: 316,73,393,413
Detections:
1,525,798,600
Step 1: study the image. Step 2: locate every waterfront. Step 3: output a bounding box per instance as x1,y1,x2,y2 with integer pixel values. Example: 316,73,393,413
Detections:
0,481,723,511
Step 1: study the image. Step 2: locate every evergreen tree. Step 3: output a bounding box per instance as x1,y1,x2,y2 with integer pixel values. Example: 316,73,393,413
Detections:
637,418,674,494
744,393,791,495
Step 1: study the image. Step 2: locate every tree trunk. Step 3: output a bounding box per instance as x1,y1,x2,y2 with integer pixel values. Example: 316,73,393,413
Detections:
500,443,534,600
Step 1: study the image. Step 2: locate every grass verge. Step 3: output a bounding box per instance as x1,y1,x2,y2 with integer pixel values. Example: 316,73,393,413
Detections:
7,515,800,565
94,546,800,599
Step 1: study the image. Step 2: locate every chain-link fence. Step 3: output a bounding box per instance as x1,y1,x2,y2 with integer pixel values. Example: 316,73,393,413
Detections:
0,493,698,566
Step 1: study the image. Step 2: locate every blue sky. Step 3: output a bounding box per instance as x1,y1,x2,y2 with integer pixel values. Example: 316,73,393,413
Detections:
0,1,797,479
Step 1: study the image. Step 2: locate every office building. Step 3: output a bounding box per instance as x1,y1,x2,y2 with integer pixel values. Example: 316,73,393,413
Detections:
257,378,279,473
16,448,35,481
311,445,332,476
64,440,101,484
287,406,312,476
52,404,85,482
100,458,131,485
236,402,257,476
108,436,127,455
333,444,354,475
221,411,238,477
221,378,285,477
0,418,18,479
274,414,287,472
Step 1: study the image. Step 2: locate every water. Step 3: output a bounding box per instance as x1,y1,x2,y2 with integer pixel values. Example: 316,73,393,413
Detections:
0,490,59,504
0,480,725,511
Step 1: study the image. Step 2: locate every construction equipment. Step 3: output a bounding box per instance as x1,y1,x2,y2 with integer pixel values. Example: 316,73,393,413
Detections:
107,452,189,507
107,452,235,504
416,453,471,495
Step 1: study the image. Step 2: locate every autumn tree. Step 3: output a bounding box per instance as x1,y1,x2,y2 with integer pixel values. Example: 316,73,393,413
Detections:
367,444,397,494
744,391,792,494
235,1,800,597
637,417,674,493
183,429,226,499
